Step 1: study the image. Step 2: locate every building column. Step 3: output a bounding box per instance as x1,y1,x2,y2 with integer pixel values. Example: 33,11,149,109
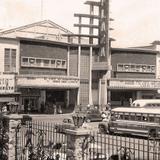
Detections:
100,78,107,107
77,45,81,105
67,46,70,76
137,91,142,99
78,46,81,78
99,79,108,106
66,90,70,107
38,90,46,112
89,46,93,105
98,79,102,105
77,88,80,105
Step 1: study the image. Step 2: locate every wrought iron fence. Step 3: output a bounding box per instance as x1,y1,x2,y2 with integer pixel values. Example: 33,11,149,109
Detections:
15,118,160,160
85,132,160,160
15,121,67,160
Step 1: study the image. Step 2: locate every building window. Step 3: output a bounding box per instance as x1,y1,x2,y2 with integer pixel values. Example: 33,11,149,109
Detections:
51,60,56,67
29,58,35,65
4,48,16,72
56,60,62,68
117,63,155,73
43,59,50,67
36,59,42,66
21,56,67,69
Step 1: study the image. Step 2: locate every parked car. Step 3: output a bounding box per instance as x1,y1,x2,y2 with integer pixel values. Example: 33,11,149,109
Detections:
74,105,103,122
85,108,103,122
55,118,75,133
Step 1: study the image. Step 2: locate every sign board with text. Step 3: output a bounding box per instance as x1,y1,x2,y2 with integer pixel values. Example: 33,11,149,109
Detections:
17,76,80,89
0,74,15,93
109,79,160,89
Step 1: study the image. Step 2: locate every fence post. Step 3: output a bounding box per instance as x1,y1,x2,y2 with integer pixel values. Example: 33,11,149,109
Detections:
65,128,90,160
2,114,23,160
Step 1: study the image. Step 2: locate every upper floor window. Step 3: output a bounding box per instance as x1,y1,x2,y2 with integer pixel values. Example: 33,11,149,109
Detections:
4,48,16,73
21,56,67,69
117,63,155,74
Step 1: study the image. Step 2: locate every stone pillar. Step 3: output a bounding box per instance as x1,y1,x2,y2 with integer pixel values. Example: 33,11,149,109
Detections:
3,114,23,160
66,128,90,160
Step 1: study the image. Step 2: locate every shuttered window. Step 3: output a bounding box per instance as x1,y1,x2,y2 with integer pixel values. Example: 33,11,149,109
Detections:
4,48,16,72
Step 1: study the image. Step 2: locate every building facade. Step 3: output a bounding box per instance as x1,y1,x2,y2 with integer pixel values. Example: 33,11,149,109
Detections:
1,0,160,113
109,47,160,107
0,13,109,113
0,37,20,110
0,0,111,113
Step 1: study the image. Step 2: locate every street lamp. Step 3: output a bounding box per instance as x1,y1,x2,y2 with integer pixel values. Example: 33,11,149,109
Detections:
72,114,86,128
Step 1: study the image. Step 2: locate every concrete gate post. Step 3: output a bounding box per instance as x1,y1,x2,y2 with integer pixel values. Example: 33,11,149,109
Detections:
2,114,23,160
65,128,90,160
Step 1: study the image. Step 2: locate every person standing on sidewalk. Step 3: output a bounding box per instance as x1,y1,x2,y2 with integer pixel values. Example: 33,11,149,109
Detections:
53,103,57,114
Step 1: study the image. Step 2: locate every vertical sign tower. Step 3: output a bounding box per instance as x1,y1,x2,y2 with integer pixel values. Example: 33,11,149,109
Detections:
99,0,109,60
65,0,110,106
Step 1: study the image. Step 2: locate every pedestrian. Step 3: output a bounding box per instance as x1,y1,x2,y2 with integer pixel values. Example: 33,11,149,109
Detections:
87,104,90,110
40,102,45,113
57,105,62,114
2,104,7,113
129,98,133,106
106,102,111,111
94,105,98,110
25,125,34,147
53,103,57,114
101,112,107,121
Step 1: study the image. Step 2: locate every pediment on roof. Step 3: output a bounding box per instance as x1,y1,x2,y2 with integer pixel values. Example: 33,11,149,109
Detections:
0,20,73,42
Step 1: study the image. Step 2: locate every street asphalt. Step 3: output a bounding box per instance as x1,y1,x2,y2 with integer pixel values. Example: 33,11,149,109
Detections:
28,113,99,130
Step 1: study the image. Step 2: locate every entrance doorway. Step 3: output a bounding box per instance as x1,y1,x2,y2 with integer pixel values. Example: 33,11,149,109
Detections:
46,90,66,113
46,90,65,105
23,97,38,113
45,89,77,114
111,91,135,107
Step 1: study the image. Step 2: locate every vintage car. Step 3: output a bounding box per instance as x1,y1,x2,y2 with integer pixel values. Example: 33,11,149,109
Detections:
85,108,103,122
74,105,103,122
55,118,75,133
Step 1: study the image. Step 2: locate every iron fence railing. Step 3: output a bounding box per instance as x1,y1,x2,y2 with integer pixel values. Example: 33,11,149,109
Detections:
16,121,67,160
86,132,160,160
15,119,160,160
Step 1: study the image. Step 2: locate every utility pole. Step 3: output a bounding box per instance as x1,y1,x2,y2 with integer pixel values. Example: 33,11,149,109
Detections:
41,0,43,20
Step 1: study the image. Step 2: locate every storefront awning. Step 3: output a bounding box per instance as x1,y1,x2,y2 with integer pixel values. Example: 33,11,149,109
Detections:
0,97,15,103
17,76,80,89
0,92,21,95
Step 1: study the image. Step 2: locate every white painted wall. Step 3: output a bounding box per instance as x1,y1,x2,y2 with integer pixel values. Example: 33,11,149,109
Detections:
0,38,19,73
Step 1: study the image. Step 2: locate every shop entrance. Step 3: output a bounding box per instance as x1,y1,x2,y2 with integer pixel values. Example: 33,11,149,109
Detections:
23,97,38,113
45,89,77,114
111,91,136,107
46,90,67,114
46,90,65,105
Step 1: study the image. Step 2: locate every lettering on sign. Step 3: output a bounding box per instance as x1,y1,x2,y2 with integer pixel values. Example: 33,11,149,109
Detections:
110,80,160,89
99,0,108,57
18,77,79,88
0,75,15,93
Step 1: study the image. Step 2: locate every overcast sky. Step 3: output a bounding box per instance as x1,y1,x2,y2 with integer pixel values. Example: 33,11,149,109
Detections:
0,0,160,48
